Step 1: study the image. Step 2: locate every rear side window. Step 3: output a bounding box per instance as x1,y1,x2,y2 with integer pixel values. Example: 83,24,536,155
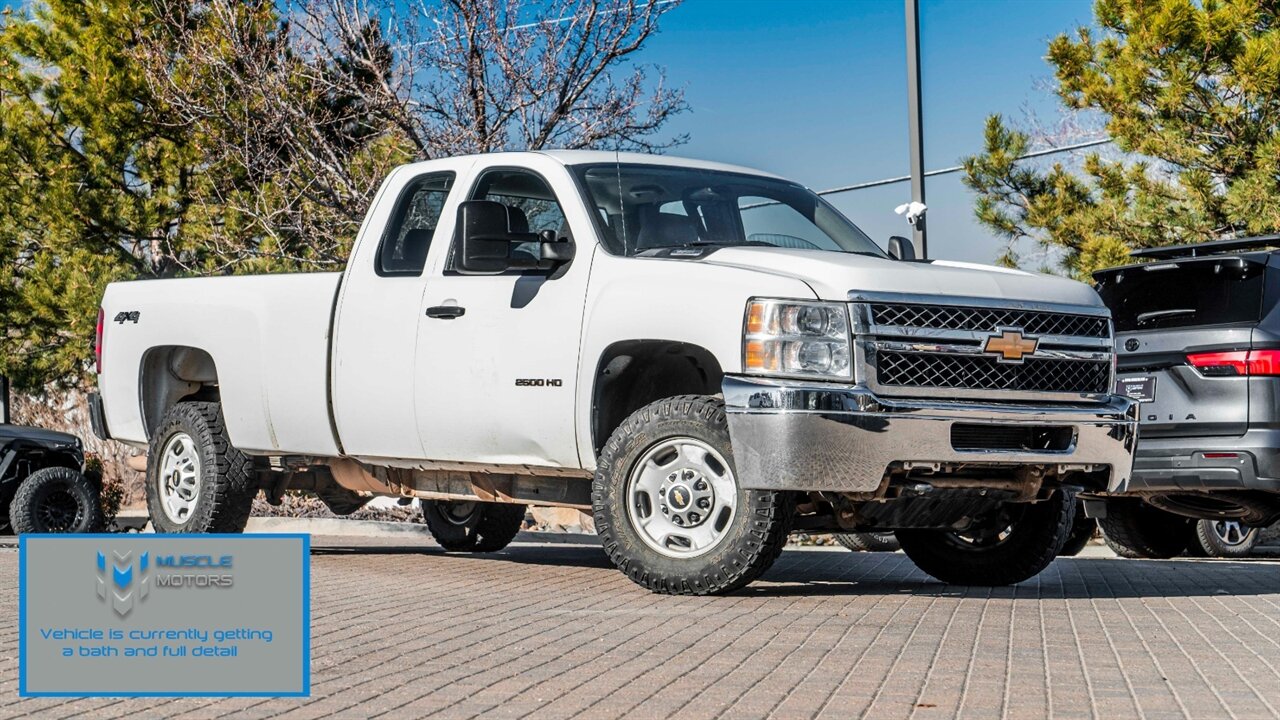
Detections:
1096,258,1266,331
377,172,454,276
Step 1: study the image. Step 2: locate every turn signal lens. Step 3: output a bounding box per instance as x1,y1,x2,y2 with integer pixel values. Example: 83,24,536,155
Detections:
1187,349,1280,376
743,299,851,380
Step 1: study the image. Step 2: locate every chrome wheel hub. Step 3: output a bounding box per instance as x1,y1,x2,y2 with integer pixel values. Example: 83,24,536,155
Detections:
626,437,737,558
159,432,201,525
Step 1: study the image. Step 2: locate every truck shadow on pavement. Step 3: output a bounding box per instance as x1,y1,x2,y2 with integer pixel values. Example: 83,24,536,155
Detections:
310,541,1280,600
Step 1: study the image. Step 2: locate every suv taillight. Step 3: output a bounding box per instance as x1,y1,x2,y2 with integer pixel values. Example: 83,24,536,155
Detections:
95,308,104,374
1187,350,1280,376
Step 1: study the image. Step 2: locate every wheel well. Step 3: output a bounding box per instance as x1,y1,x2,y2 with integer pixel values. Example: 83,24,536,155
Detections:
140,346,220,438
591,340,724,455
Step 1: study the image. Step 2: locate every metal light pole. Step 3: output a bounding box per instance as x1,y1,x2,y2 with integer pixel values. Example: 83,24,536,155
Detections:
904,0,928,259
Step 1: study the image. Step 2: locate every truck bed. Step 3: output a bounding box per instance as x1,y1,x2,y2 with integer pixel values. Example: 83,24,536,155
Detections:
99,273,343,455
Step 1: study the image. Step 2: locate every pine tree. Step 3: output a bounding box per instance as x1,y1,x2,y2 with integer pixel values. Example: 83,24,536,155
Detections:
963,0,1280,280
0,0,203,391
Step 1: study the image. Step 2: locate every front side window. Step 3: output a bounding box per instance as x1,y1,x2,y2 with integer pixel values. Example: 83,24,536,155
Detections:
377,172,454,276
571,163,884,257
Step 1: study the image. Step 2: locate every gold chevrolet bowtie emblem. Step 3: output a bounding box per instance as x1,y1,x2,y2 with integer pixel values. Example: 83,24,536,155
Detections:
983,330,1038,363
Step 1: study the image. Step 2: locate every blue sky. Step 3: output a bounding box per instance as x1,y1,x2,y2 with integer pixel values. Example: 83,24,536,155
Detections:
646,0,1097,266
1,0,1098,267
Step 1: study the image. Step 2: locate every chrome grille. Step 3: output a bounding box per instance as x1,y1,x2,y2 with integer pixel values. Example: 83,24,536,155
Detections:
869,303,1109,339
854,297,1114,401
877,351,1111,394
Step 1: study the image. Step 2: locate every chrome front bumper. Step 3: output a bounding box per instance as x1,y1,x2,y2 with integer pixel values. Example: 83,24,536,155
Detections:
723,375,1139,493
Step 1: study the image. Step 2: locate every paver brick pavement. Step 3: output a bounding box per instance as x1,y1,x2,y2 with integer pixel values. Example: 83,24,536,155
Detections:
2,536,1279,719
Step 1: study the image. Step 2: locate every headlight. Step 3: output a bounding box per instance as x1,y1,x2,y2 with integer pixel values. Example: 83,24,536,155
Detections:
742,299,852,380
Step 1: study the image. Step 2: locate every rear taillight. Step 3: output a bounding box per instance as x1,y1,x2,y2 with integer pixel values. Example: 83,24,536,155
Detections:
1186,349,1280,376
95,308,104,374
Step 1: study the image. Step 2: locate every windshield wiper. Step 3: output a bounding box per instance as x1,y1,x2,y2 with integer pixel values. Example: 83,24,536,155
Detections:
1137,308,1196,325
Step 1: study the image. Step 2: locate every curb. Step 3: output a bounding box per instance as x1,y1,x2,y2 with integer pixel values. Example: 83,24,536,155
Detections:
112,510,600,544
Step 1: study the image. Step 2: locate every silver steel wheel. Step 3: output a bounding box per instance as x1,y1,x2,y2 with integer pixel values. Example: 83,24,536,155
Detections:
1212,520,1251,547
625,437,738,558
159,432,202,525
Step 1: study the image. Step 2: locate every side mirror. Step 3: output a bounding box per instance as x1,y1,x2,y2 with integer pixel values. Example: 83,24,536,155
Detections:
456,200,575,275
888,235,916,261
457,200,519,275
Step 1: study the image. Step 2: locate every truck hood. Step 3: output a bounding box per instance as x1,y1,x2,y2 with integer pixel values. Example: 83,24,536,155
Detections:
699,247,1103,308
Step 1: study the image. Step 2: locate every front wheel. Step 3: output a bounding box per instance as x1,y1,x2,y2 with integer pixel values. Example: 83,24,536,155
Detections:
896,489,1075,586
420,500,526,552
593,396,793,595
146,402,257,534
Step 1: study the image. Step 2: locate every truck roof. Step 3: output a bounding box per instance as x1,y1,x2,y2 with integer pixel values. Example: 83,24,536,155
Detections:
397,150,786,181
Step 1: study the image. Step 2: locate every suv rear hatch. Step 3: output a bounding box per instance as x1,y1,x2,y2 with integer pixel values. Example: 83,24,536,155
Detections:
1095,254,1271,439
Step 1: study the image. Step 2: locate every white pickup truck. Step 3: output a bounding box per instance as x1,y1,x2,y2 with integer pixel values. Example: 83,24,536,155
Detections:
92,151,1138,594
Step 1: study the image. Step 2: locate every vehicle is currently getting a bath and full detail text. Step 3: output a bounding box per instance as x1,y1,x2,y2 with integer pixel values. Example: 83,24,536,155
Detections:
92,151,1139,594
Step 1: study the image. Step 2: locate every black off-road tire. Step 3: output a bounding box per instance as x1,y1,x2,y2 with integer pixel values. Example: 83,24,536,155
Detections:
1194,519,1260,558
10,467,105,534
592,395,794,596
896,489,1075,586
146,402,256,534
421,500,527,552
834,532,900,553
1098,498,1195,559
1058,509,1096,557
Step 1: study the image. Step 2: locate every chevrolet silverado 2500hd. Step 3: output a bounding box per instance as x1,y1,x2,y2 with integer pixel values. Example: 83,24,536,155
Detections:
93,151,1138,594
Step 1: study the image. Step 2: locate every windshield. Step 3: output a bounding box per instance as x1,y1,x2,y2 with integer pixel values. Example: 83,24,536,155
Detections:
571,163,884,257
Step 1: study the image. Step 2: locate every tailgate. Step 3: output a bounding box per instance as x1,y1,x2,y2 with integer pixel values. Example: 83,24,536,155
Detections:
1114,327,1253,438
1098,256,1267,439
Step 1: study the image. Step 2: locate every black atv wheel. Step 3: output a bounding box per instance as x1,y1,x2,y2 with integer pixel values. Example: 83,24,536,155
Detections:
420,500,526,552
10,467,105,534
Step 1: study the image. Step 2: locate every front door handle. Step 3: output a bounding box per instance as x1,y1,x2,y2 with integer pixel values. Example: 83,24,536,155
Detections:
425,305,466,319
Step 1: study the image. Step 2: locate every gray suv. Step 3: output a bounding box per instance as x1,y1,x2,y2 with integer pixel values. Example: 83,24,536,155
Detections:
1093,236,1280,557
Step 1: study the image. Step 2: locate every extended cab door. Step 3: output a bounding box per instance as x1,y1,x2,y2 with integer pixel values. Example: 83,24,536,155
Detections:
414,158,593,468
331,163,468,459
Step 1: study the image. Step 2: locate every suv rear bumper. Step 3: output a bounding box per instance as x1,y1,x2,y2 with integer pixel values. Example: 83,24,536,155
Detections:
723,375,1139,493
1116,431,1280,494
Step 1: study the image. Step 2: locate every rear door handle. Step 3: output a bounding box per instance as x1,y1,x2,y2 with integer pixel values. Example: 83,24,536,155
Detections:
425,305,466,319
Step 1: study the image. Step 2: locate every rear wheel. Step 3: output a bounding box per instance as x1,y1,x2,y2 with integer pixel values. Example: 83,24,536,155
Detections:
1098,498,1195,559
1195,519,1260,558
10,467,104,534
420,500,526,552
146,402,256,534
896,490,1075,586
593,396,793,595
834,531,900,553
1058,509,1096,557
